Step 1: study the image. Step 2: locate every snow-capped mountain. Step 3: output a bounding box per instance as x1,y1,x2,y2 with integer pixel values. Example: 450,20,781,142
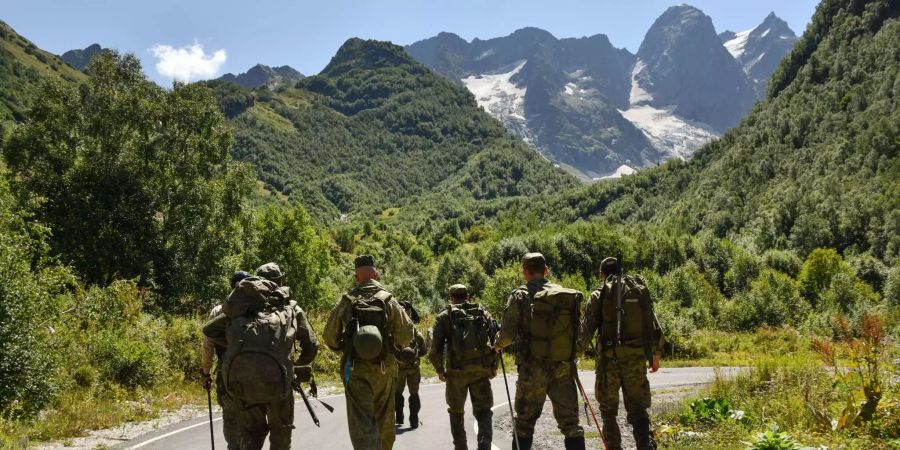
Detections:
406,6,797,180
721,12,799,93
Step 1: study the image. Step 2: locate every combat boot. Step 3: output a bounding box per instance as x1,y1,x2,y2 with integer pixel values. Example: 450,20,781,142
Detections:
563,436,586,450
449,412,467,450
409,393,421,428
395,392,404,426
474,409,493,450
512,435,532,450
632,419,657,450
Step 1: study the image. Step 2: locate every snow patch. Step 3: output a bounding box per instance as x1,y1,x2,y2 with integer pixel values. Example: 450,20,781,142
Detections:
619,105,719,160
594,165,636,181
760,27,771,38
475,49,494,61
629,59,653,105
724,29,752,59
564,83,577,95
461,60,533,143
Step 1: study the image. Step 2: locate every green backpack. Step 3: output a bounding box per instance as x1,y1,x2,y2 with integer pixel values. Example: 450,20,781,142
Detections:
448,303,495,371
599,275,654,350
222,278,297,404
348,290,392,362
526,285,583,362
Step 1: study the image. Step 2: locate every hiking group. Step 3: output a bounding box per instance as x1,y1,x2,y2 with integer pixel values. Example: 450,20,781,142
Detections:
202,252,664,450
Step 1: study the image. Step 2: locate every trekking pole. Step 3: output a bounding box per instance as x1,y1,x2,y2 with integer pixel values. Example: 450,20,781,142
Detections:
498,349,520,450
295,382,321,427
573,369,606,450
206,384,216,450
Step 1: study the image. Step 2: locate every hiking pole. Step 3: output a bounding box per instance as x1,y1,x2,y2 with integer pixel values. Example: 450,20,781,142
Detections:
499,349,520,450
295,382,321,427
573,368,606,450
205,383,216,450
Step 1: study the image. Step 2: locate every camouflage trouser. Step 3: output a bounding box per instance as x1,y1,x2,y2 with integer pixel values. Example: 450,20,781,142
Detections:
395,365,421,423
514,360,584,439
446,370,494,450
236,395,294,450
215,373,242,450
346,362,397,450
595,352,651,450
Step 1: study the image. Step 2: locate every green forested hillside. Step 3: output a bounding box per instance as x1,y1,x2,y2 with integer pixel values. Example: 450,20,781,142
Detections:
216,38,577,219
0,20,84,124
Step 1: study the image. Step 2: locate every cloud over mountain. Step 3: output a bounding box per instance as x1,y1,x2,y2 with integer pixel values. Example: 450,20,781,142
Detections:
149,42,226,82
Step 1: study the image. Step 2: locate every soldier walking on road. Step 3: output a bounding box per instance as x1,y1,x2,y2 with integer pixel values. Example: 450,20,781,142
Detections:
203,263,318,450
201,270,251,450
323,255,414,450
430,284,497,450
579,257,664,450
395,301,428,428
493,253,586,450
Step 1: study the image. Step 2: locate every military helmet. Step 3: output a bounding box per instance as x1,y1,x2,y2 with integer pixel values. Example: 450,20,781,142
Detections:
448,284,469,296
256,262,285,280
600,257,620,276
353,325,384,360
354,254,376,269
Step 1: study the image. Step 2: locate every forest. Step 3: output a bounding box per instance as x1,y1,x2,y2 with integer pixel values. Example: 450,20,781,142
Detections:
0,0,897,448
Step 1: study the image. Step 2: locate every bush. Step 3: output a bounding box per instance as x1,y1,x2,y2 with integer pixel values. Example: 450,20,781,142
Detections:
95,326,168,389
761,249,803,278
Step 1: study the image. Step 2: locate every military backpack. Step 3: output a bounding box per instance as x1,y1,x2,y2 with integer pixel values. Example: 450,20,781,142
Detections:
347,290,393,362
524,285,583,362
221,277,297,404
447,303,495,371
598,275,655,351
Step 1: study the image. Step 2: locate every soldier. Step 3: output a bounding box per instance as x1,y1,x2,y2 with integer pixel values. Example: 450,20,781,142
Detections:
579,257,664,450
430,284,497,450
204,263,318,450
323,255,414,450
395,301,428,428
201,270,250,450
493,253,585,450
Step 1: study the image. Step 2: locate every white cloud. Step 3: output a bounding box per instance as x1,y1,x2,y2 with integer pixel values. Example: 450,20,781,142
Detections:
149,42,226,82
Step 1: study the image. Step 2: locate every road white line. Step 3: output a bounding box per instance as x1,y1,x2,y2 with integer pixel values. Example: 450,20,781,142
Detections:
126,417,222,449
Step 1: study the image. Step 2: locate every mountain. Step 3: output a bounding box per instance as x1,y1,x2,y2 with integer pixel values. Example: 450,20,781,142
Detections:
407,28,657,180
0,20,85,124
211,38,577,218
217,64,304,89
61,43,109,71
721,12,799,92
511,0,899,263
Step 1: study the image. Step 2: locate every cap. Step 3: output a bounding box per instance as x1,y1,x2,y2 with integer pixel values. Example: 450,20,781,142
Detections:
230,270,251,287
354,254,376,269
600,257,620,275
522,252,547,271
256,262,285,280
449,284,469,296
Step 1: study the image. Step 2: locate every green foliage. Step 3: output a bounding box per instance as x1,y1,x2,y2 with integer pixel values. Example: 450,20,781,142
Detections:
3,52,254,309
722,270,806,330
745,426,801,450
679,398,746,426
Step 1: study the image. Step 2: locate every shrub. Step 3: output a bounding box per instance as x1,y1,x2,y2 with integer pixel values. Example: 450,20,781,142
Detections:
745,425,801,450
761,249,803,278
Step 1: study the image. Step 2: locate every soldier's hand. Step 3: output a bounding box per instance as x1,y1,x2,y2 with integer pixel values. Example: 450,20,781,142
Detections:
492,344,502,354
490,367,498,379
649,354,660,373
438,371,447,382
201,372,212,390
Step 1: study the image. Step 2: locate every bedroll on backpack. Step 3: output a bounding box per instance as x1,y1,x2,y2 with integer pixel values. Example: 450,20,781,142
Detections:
448,303,494,371
350,291,392,362
529,286,583,362
222,278,298,404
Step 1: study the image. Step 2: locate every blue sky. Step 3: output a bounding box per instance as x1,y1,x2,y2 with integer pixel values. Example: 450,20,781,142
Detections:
4,0,819,85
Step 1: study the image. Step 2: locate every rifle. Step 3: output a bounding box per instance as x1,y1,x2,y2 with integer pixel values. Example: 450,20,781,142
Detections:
294,380,320,427
310,378,335,413
615,252,624,348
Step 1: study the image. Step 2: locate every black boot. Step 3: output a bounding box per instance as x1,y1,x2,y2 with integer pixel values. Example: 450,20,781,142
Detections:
449,412,467,450
564,436,586,450
632,419,657,450
512,435,532,450
395,392,404,426
475,409,493,450
409,393,421,428
601,417,623,450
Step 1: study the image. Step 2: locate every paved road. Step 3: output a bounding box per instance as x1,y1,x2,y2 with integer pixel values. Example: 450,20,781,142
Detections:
120,367,735,450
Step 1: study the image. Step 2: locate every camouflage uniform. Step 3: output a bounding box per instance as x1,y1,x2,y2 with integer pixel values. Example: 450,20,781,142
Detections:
323,278,414,450
204,285,318,450
496,276,584,447
202,304,242,449
395,329,428,427
579,273,664,450
430,298,496,450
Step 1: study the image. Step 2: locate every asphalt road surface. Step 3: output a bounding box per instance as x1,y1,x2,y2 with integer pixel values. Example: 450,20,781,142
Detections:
120,367,735,450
